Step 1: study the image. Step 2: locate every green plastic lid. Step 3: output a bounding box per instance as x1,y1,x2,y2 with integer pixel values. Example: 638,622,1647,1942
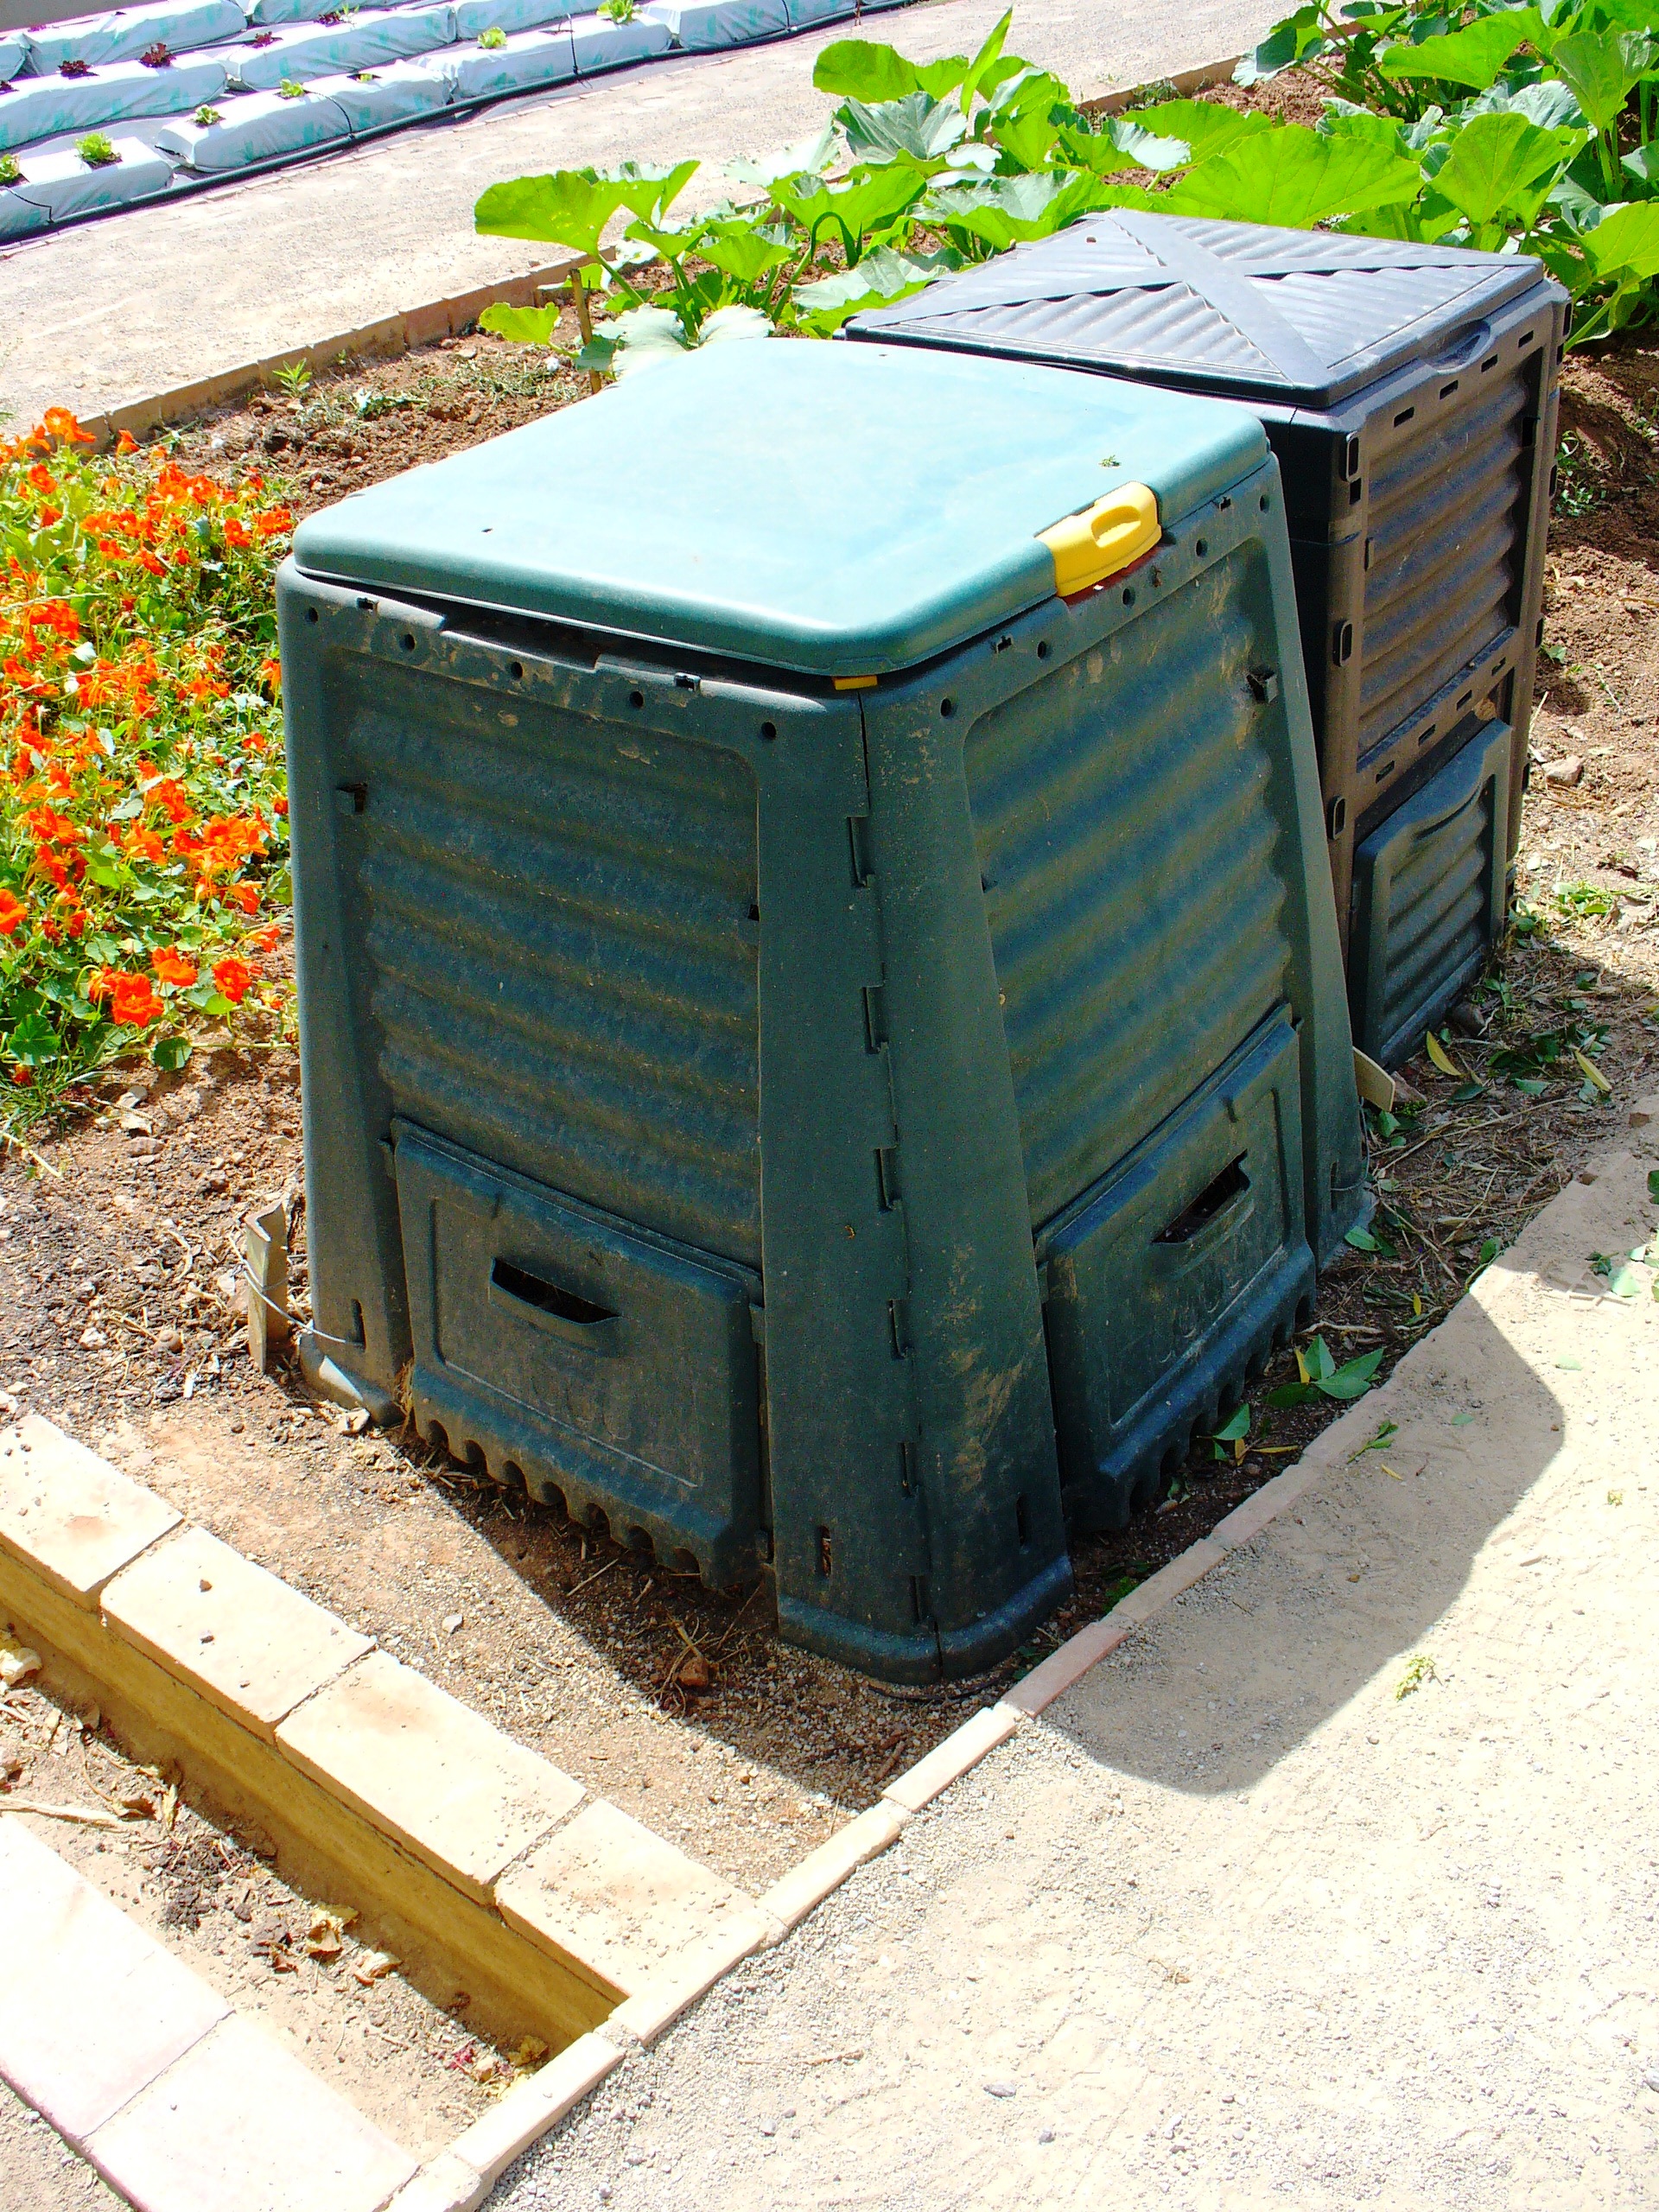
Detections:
292,338,1266,678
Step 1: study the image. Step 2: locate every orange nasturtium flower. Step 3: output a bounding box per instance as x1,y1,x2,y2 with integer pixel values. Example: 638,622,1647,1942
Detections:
114,429,139,455
212,956,253,1004
150,946,199,988
0,890,26,938
91,970,164,1027
41,408,94,448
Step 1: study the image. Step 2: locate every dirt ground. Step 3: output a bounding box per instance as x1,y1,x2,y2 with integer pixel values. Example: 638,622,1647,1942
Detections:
7,252,1659,1891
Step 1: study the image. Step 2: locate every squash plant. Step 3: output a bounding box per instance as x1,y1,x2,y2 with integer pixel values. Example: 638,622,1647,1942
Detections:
474,1,1659,372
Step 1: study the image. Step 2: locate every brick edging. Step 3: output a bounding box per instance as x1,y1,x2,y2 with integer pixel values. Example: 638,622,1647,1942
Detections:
60,52,1246,452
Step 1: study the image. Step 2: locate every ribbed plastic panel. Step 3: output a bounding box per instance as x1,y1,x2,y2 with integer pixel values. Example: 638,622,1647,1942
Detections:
1358,370,1528,761
1349,721,1510,1066
964,551,1291,1227
334,659,762,1267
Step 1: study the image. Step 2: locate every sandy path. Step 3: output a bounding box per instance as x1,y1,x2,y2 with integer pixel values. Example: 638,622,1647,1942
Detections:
497,1105,1659,2210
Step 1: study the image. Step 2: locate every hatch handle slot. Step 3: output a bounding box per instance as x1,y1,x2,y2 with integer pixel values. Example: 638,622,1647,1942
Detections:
1431,319,1492,371
1154,1156,1251,1249
489,1257,623,1353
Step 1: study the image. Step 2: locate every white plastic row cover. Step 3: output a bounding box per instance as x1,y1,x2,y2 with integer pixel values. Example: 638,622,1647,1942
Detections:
0,133,174,238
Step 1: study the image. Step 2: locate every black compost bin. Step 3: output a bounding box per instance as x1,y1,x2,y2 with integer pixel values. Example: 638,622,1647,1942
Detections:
848,212,1567,1065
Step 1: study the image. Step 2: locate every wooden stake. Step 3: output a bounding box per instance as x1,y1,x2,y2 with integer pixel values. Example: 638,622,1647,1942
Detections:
245,1198,291,1373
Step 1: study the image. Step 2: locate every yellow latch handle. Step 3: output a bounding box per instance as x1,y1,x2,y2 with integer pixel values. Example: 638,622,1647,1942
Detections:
1039,484,1160,597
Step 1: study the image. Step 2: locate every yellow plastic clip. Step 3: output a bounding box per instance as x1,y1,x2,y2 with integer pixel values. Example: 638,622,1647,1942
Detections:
833,675,878,691
1038,483,1160,597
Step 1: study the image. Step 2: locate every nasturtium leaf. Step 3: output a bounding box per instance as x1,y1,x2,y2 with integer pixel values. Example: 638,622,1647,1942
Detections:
1380,10,1545,89
4,1010,58,1065
151,1033,192,1072
478,302,563,346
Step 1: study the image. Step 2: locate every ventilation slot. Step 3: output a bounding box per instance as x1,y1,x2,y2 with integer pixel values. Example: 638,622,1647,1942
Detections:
1154,1157,1249,1245
491,1259,615,1329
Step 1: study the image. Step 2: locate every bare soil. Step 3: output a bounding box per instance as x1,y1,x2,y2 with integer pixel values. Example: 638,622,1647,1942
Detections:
10,296,1659,1889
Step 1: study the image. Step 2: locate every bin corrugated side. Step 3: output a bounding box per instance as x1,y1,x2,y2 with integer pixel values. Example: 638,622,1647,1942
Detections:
848,212,1567,1064
280,340,1363,1678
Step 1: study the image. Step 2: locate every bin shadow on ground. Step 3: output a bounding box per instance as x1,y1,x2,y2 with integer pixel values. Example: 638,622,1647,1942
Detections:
1036,1285,1566,1798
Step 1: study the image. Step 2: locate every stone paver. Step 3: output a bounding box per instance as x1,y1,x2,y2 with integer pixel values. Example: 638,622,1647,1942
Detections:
0,1417,178,1605
0,1816,227,2145
495,1801,747,1994
496,1107,1659,2212
448,2037,621,2192
85,2014,417,2212
100,1522,372,1741
276,1648,585,1900
0,0,1276,429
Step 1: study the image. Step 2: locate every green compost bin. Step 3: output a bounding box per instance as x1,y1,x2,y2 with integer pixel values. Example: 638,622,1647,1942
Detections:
277,338,1364,1684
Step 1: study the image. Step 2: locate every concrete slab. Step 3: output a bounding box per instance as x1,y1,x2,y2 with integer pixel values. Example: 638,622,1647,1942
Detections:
0,1815,227,2145
0,0,1278,430
498,1106,1659,2211
100,1522,372,1741
85,2014,417,2212
0,1417,179,1607
276,1648,585,1900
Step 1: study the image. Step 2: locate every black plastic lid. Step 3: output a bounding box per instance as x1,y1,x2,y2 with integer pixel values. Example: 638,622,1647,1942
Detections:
848,211,1548,410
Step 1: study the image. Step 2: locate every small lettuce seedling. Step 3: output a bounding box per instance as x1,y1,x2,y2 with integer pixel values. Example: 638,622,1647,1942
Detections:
77,132,120,167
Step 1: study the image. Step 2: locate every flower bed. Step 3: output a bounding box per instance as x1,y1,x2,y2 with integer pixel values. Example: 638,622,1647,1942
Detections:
0,410,291,1130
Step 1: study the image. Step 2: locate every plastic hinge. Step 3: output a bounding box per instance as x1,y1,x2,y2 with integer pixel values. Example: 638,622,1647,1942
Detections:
1038,484,1159,597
